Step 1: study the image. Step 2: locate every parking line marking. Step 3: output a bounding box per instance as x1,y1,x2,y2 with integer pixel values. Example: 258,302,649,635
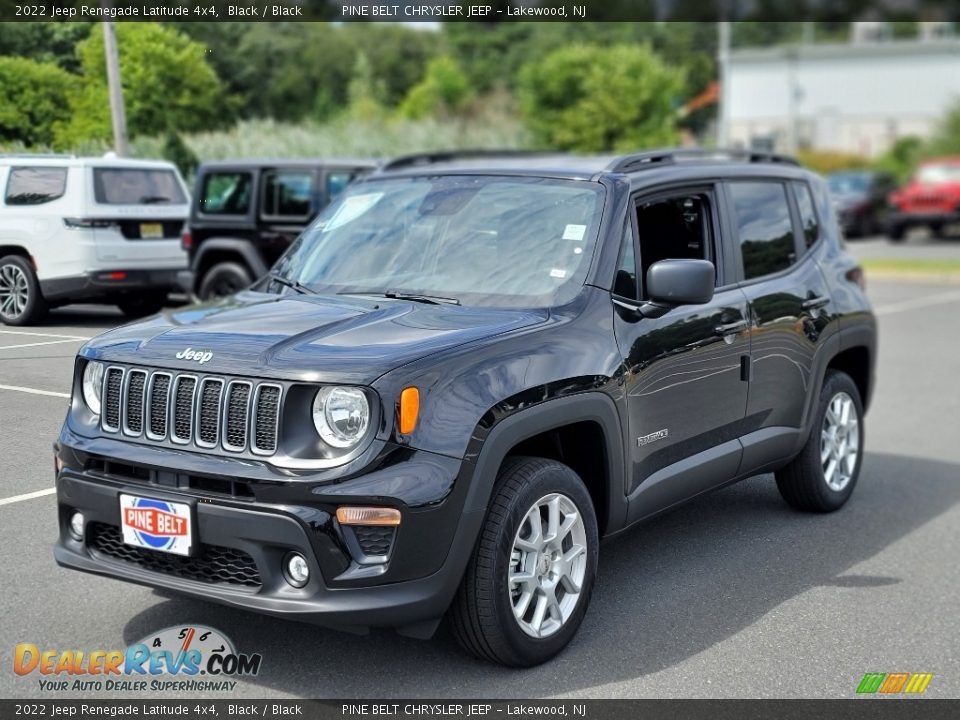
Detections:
0,338,86,350
0,384,70,398
0,330,89,340
874,289,960,317
0,488,56,507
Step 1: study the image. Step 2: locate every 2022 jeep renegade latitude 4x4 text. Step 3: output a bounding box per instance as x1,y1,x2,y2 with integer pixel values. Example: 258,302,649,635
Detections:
54,150,876,667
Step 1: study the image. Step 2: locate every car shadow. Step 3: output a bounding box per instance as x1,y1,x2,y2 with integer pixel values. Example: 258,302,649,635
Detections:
32,301,187,331
122,451,959,698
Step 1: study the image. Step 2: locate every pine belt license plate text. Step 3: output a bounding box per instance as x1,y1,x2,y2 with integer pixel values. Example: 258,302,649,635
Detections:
140,223,164,239
120,494,193,556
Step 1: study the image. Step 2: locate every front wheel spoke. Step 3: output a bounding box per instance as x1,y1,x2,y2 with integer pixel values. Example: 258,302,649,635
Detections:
820,442,832,464
510,570,536,588
530,592,548,632
513,589,534,619
824,457,838,484
557,511,579,541
525,507,543,547
514,537,539,553
545,497,561,541
559,570,581,594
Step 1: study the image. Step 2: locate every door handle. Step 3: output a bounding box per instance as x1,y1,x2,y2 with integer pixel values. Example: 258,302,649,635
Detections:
714,320,747,336
802,295,830,311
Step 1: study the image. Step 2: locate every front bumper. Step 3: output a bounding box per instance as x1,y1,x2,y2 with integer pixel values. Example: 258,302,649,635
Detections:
53,433,481,636
40,268,183,303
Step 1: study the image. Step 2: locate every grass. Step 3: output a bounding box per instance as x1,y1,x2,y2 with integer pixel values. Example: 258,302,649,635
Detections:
861,258,960,275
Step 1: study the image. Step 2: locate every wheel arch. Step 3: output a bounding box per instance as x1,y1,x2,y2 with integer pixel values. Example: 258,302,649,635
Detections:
0,245,33,264
192,238,269,284
463,392,627,537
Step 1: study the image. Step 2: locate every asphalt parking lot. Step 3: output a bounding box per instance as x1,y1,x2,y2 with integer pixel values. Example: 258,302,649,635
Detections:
1,237,959,699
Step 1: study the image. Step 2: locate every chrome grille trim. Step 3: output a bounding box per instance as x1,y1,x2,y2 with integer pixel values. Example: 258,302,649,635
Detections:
122,369,147,437
101,366,125,433
145,372,172,441
222,380,252,453
195,378,224,448
170,374,198,445
251,383,282,456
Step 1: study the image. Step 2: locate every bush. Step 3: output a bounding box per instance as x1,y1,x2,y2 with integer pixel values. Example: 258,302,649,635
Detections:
399,56,472,120
518,44,684,152
0,56,74,148
796,149,870,175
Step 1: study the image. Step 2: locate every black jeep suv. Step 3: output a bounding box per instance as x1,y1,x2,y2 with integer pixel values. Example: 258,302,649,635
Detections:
54,149,876,667
179,159,375,300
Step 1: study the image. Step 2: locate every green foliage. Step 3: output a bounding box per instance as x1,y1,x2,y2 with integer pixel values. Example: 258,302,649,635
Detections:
161,131,199,181
796,149,870,175
56,23,231,146
345,52,387,121
0,22,93,73
873,137,926,183
518,44,684,152
0,56,74,147
399,56,472,120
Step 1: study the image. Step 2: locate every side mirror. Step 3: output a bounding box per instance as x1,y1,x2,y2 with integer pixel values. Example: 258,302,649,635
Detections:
646,259,715,306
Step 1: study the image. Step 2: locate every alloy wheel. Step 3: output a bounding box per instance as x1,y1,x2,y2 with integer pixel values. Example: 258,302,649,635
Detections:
820,391,860,492
0,263,29,321
508,492,588,639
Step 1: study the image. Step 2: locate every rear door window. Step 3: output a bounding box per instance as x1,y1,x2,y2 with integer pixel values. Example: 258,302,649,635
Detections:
93,168,186,205
728,182,797,280
200,171,252,215
262,170,313,219
5,167,67,205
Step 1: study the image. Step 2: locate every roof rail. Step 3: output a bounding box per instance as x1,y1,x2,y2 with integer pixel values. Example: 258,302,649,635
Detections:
607,148,799,174
0,153,76,160
380,149,552,171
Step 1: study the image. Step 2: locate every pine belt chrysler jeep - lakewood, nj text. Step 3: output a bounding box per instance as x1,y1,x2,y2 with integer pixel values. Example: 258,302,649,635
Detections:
54,150,876,666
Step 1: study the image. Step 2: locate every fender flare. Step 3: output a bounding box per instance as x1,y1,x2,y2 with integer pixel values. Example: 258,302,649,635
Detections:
461,391,627,533
191,238,269,278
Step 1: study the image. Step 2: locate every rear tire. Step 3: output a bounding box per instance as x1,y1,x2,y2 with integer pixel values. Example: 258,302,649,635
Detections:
776,371,864,513
886,224,906,242
450,457,598,667
117,292,167,319
198,262,252,301
0,255,48,326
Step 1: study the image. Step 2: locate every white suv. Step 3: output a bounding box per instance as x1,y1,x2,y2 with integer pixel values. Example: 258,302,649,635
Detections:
0,155,190,325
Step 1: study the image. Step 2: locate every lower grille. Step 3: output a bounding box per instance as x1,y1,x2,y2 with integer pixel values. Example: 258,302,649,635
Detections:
354,526,395,558
88,522,262,589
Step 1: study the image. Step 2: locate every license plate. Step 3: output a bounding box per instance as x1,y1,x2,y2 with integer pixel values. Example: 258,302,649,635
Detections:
120,494,193,556
140,223,164,239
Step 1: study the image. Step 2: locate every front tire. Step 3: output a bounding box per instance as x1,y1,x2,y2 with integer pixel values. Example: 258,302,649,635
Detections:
0,255,48,326
450,457,598,667
776,371,864,513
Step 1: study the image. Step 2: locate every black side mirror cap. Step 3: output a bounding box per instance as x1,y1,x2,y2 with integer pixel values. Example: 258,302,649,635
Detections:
646,259,715,306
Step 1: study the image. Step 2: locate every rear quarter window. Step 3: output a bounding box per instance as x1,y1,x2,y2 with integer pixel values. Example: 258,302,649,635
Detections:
199,171,253,215
5,167,67,205
93,168,186,205
728,181,797,280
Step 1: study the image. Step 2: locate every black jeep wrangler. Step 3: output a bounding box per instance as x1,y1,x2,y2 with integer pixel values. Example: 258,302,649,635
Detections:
55,150,876,667
179,159,375,300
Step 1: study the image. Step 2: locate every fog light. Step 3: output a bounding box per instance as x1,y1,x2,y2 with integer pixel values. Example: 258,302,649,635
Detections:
284,552,310,588
68,511,85,541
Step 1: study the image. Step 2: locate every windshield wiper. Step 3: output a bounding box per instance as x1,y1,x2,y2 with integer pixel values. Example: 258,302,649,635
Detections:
268,273,316,296
139,195,172,204
338,290,461,306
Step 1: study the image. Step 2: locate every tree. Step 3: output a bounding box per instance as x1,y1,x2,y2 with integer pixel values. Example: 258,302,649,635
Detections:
0,56,74,148
518,44,684,152
56,23,231,146
399,56,472,119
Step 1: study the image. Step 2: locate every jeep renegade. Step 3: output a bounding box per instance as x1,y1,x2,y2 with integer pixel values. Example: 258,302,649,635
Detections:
54,149,876,667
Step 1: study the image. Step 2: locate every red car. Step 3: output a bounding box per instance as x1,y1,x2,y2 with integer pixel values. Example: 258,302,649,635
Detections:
886,157,960,241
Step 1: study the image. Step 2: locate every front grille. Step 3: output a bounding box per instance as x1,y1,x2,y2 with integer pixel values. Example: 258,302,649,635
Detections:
88,522,261,588
101,366,281,456
354,526,395,558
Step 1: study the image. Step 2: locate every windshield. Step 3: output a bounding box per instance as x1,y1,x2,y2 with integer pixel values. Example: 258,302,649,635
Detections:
271,175,605,308
916,164,960,184
827,173,870,195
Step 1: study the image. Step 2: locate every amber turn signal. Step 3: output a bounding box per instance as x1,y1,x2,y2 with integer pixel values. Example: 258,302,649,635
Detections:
336,506,402,526
399,386,420,435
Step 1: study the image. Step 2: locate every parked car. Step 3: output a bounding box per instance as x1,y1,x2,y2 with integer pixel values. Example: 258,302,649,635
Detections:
826,170,897,238
179,159,376,300
0,155,190,325
55,149,875,666
886,157,960,241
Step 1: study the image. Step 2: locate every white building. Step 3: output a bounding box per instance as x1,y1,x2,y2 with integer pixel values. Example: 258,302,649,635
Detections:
725,37,960,157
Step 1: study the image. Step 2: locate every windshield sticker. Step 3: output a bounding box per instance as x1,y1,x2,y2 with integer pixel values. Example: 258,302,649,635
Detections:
562,224,587,241
322,192,384,232
550,268,568,279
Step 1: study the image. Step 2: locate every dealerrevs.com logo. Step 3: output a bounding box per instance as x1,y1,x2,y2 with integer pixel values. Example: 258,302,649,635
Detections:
14,625,262,693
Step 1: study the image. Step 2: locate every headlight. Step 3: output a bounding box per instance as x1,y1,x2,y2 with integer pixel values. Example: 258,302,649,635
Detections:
312,386,369,449
82,361,105,415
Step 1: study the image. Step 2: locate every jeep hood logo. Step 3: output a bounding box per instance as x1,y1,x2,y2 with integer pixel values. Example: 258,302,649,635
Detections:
176,348,213,365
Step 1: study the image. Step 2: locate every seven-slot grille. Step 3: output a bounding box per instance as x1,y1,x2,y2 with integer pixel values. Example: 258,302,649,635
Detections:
101,366,281,455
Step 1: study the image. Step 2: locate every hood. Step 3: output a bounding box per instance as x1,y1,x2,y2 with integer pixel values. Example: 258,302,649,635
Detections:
81,291,549,384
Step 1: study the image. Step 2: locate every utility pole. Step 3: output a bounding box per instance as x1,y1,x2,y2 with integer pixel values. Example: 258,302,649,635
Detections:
102,21,129,157
716,19,731,148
